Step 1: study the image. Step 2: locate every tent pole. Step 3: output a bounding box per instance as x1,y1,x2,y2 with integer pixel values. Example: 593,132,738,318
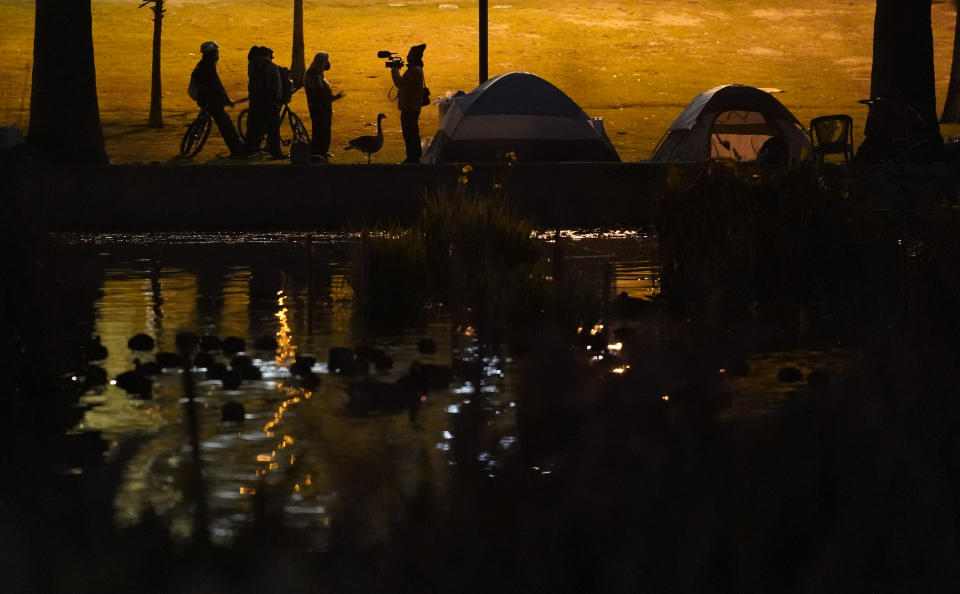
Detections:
479,0,488,83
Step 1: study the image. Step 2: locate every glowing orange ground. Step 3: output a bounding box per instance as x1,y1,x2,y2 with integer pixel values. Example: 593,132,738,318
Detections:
0,0,957,164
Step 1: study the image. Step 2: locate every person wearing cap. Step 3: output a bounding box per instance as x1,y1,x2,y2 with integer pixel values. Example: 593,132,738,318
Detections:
189,41,244,157
390,43,426,163
303,51,344,162
244,46,284,159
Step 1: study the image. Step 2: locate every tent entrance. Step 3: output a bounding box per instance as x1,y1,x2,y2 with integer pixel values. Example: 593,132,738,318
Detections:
709,110,775,161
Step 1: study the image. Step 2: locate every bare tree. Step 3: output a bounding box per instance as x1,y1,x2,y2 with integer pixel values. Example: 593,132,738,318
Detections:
29,0,108,163
291,0,305,87
140,0,165,128
943,0,960,122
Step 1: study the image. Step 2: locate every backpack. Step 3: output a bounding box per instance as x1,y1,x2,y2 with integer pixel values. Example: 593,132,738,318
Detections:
278,66,294,105
188,79,200,101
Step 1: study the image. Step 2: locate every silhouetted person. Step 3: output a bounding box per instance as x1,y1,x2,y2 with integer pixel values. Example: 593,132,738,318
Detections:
391,43,426,163
303,51,344,162
756,136,787,167
189,41,245,157
245,46,284,159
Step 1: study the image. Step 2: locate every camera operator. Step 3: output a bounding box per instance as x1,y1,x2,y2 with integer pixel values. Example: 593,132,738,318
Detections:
390,44,427,163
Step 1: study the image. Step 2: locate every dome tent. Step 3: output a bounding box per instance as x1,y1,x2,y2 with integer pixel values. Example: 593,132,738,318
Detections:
422,72,620,164
650,84,810,163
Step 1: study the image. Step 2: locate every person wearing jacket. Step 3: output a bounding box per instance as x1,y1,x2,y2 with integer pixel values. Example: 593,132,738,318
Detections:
391,43,426,163
189,41,244,157
303,51,344,162
244,46,284,159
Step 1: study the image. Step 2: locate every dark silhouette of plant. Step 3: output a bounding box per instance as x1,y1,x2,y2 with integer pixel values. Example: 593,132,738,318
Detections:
291,0,305,87
139,0,165,128
28,0,108,163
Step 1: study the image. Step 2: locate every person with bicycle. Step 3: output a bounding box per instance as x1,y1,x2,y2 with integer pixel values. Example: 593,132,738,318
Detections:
304,51,344,162
244,46,284,159
390,43,427,163
188,41,244,157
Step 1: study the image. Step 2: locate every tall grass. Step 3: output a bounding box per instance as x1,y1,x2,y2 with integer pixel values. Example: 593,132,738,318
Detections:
365,182,537,344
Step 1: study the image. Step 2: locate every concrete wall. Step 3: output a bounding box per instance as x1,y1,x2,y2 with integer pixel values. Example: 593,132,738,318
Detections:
3,162,667,231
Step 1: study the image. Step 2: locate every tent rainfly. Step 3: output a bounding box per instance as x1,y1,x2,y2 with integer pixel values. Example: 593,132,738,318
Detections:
650,84,810,163
422,72,620,164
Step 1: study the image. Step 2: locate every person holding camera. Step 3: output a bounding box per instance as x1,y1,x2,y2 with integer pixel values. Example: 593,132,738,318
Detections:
244,46,284,159
188,41,245,157
304,51,344,162
390,43,427,163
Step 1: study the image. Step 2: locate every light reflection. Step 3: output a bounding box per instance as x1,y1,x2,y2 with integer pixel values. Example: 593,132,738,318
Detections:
275,293,297,366
258,293,310,486
72,230,653,548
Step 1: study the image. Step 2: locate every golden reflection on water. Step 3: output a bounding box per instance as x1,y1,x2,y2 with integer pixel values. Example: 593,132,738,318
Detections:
329,270,355,341
220,268,251,340
275,291,297,366
64,232,660,548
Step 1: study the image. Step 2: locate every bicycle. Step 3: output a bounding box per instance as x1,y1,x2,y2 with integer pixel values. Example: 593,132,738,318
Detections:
179,97,248,159
236,99,310,150
855,97,939,163
180,108,213,158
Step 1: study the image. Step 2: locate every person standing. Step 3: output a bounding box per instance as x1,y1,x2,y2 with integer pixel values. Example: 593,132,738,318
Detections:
303,51,344,162
391,43,426,163
244,46,284,159
189,41,244,157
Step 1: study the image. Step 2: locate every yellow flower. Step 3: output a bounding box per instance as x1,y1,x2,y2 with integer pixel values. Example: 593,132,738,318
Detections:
461,164,473,173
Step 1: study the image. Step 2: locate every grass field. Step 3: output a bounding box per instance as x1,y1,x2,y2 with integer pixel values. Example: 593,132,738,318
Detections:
1,0,958,163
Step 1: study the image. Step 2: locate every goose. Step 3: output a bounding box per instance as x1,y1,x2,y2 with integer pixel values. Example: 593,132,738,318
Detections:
199,335,221,352
347,371,428,420
155,351,182,368
221,336,245,356
344,114,386,164
127,333,155,352
83,335,109,361
115,365,154,398
221,400,245,423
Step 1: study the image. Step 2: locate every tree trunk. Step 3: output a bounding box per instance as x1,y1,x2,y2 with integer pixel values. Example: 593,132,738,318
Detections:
860,0,939,159
29,0,108,163
943,1,960,122
148,0,164,128
291,0,305,87
479,0,488,83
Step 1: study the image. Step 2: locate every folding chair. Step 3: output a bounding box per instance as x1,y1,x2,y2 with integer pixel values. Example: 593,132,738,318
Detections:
810,114,854,165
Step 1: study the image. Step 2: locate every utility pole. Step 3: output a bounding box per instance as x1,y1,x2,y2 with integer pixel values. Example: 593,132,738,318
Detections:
479,0,488,83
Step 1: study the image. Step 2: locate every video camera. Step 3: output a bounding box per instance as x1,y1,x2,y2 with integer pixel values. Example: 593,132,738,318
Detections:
377,50,404,69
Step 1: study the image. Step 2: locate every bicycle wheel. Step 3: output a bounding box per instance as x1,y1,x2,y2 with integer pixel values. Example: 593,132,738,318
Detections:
288,110,311,146
236,108,250,143
180,112,212,158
